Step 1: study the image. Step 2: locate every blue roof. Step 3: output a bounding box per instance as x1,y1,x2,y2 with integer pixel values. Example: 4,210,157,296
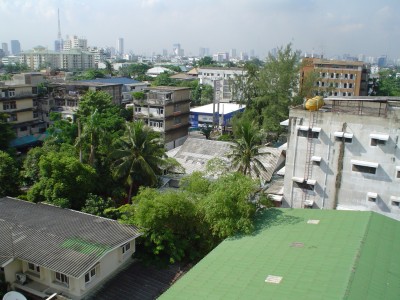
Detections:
9,132,48,148
80,77,141,85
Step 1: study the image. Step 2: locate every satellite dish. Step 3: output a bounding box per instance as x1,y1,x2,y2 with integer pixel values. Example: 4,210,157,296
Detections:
2,291,27,300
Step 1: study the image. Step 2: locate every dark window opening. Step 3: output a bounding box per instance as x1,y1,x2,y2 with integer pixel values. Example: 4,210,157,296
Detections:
371,138,386,146
352,164,376,174
298,129,319,139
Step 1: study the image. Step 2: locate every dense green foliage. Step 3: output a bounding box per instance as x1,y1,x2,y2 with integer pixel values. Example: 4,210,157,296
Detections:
0,112,16,152
128,172,259,265
231,44,301,141
27,149,96,209
376,69,400,96
0,151,20,197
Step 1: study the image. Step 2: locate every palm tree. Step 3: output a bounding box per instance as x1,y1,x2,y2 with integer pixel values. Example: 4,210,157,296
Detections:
112,121,166,202
75,109,103,166
227,121,268,178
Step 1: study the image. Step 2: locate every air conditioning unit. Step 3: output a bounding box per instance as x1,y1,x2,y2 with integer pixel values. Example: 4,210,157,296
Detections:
15,272,27,285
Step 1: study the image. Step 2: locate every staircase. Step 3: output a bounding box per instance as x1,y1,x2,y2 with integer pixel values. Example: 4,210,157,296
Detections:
301,110,318,208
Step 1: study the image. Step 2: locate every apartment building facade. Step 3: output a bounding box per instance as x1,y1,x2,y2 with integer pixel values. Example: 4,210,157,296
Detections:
20,46,95,70
0,84,46,141
133,86,191,150
198,67,245,103
283,96,400,220
300,58,369,97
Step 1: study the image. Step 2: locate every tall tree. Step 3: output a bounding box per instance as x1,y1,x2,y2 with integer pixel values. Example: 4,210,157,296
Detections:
27,150,96,210
112,121,166,202
75,109,104,165
0,151,20,197
255,44,301,132
0,112,15,152
228,121,268,178
198,172,257,239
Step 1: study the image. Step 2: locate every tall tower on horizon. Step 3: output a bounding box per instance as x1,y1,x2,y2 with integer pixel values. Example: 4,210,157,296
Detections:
54,8,63,52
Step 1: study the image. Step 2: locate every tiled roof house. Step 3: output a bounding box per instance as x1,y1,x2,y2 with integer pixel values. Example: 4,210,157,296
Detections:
0,197,141,300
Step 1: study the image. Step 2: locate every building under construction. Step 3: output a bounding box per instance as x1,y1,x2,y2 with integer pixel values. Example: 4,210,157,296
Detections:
283,96,400,220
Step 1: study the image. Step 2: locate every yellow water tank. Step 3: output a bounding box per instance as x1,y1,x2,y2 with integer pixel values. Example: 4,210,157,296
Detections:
304,96,324,111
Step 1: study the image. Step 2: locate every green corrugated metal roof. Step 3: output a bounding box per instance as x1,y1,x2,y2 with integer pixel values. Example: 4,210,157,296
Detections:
160,209,400,300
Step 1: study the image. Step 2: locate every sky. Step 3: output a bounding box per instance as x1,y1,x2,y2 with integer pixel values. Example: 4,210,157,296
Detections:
0,0,399,59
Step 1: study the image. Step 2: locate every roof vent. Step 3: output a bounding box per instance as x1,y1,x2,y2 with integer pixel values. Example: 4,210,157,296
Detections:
290,242,304,248
265,275,283,284
307,219,320,224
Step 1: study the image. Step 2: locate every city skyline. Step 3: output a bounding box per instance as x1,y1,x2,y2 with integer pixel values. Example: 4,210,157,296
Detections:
0,0,399,59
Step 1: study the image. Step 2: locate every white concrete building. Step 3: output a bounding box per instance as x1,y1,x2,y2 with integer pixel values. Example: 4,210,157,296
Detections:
63,35,88,51
283,96,400,220
198,67,245,103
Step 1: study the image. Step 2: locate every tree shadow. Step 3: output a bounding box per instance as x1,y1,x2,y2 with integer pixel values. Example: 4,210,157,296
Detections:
229,209,305,242
253,208,304,233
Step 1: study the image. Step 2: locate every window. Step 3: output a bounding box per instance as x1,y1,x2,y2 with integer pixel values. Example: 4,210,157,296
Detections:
367,192,377,203
351,160,378,174
344,83,347,88
334,132,353,143
85,267,96,284
311,156,322,165
396,166,400,178
174,117,181,125
392,201,400,207
294,181,314,191
3,101,16,110
370,133,389,146
297,127,320,139
352,165,376,174
349,83,353,88
8,114,17,121
174,103,180,112
344,74,348,79
20,126,27,132
121,242,131,254
135,107,141,113
350,74,354,79
157,108,164,115
33,111,38,118
28,263,40,274
55,272,69,286
8,90,15,97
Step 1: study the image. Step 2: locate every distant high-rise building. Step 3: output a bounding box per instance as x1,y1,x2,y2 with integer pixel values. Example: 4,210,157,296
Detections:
250,49,255,58
2,43,9,56
173,43,184,56
240,52,249,61
117,38,124,56
63,35,88,51
199,47,206,57
162,49,168,57
173,43,180,56
10,40,21,55
54,40,63,52
230,49,237,59
377,55,387,67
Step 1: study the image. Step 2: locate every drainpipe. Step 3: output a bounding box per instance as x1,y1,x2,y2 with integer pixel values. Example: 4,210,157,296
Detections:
322,133,331,209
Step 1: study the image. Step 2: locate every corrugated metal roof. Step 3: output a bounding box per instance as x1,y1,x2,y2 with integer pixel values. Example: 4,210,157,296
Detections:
80,77,141,85
167,138,282,182
0,197,141,278
160,209,400,300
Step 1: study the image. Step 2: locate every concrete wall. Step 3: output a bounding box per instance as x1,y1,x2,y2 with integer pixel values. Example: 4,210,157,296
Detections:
284,106,400,220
